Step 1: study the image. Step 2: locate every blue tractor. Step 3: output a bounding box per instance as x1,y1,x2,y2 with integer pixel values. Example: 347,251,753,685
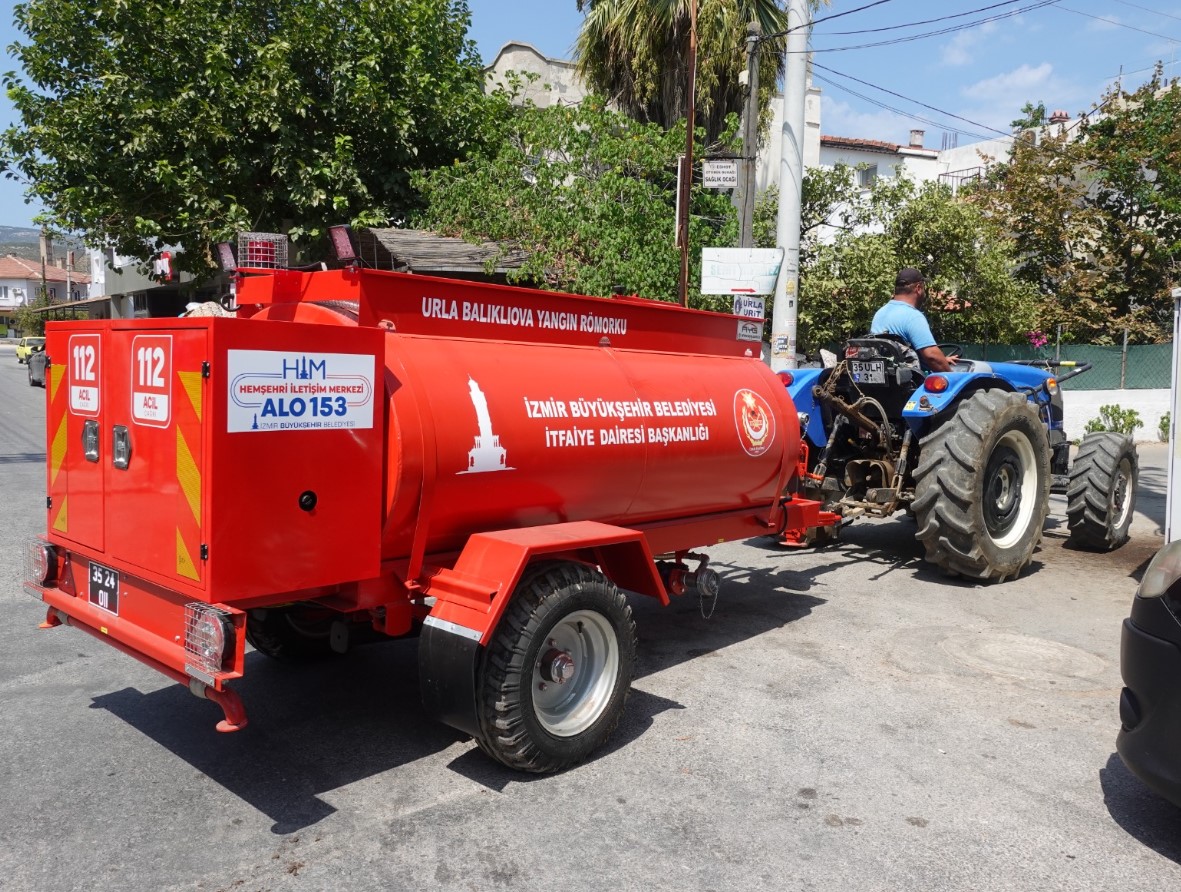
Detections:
785,336,1138,582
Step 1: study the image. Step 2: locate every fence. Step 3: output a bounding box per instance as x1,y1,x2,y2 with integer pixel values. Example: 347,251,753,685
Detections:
960,341,1173,390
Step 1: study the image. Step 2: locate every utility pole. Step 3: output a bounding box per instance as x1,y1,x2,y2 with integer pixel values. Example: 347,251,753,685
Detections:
676,0,699,307
770,0,810,370
739,22,762,248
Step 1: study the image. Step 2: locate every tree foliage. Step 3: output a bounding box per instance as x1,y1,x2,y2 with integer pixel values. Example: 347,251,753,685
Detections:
574,0,828,145
756,165,1037,353
1,0,489,271
411,89,736,305
971,72,1181,344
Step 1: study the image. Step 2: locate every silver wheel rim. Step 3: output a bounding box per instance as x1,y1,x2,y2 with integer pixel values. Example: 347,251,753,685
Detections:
532,609,619,738
985,429,1038,549
1111,456,1133,530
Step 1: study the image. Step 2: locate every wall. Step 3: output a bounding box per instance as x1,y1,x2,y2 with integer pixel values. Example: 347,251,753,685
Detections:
484,43,588,108
1061,389,1170,443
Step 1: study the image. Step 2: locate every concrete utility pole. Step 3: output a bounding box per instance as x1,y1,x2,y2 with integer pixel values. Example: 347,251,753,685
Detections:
676,0,699,307
738,22,762,248
770,0,810,371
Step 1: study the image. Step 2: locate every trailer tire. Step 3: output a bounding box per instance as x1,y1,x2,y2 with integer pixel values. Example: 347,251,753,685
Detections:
475,562,636,773
913,389,1050,582
1066,432,1137,550
245,606,336,661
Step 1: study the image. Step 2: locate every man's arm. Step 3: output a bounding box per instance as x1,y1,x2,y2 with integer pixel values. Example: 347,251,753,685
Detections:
918,345,953,373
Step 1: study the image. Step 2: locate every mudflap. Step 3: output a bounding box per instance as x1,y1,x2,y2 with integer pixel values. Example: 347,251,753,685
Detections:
419,620,481,738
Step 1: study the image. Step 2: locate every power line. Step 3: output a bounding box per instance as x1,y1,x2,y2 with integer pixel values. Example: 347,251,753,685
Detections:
818,0,1040,37
809,0,901,30
1053,5,1179,42
773,0,1061,53
1108,0,1181,25
812,73,996,141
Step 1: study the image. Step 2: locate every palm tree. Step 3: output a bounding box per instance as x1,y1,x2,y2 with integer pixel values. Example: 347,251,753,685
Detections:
574,0,827,145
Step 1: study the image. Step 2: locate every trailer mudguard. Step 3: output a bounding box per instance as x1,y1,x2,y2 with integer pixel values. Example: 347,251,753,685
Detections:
417,521,667,736
785,367,829,447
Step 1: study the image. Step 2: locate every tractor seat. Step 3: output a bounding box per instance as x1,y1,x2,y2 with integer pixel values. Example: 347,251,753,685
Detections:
846,334,922,368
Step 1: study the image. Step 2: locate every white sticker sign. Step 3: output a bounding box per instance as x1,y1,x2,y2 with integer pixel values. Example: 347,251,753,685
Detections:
68,333,101,416
131,334,172,427
227,350,375,433
737,320,763,342
731,295,765,319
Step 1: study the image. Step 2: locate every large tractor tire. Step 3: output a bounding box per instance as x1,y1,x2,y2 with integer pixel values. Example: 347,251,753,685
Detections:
475,562,636,773
913,389,1050,582
1066,431,1138,550
245,605,337,661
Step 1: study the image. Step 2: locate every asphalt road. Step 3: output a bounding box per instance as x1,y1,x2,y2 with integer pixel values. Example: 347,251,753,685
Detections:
1,340,1180,892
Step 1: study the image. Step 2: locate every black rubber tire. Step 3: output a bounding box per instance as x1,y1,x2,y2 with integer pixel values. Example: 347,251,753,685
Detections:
475,562,636,773
27,363,34,386
1066,431,1138,550
912,389,1050,582
245,605,337,661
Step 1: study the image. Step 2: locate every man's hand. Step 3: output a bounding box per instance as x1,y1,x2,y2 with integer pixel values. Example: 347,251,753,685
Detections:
918,345,954,373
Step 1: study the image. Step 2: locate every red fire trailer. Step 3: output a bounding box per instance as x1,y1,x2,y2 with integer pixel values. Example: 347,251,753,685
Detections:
27,241,830,772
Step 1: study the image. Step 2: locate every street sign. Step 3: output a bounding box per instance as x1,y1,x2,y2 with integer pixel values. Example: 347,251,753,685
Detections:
732,295,765,319
702,159,739,190
701,247,783,295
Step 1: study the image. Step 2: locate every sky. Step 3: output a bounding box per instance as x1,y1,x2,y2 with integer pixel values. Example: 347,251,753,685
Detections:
0,0,1177,228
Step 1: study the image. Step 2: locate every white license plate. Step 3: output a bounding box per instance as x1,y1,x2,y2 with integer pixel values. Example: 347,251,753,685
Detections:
88,561,120,616
851,360,886,384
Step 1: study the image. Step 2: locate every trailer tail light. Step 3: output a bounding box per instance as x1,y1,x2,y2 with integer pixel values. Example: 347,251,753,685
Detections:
27,539,58,588
923,375,949,393
184,604,234,679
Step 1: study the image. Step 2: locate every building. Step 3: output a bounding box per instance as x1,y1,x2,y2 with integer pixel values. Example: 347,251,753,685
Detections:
0,255,90,337
484,42,589,108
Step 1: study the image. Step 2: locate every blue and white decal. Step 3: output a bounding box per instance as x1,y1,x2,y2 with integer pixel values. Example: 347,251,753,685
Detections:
227,350,375,432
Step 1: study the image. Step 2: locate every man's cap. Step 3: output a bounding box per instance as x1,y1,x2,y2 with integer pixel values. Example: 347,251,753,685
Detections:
895,267,925,289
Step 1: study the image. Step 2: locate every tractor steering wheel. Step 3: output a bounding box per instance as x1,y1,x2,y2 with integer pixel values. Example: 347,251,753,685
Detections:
937,343,964,359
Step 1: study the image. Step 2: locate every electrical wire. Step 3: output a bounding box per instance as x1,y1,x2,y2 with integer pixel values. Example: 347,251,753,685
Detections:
1053,4,1180,41
771,0,1061,52
809,0,901,30
1108,0,1181,25
818,0,1042,36
812,73,997,141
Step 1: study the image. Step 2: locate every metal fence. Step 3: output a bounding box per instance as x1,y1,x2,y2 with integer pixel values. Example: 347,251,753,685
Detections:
961,341,1173,390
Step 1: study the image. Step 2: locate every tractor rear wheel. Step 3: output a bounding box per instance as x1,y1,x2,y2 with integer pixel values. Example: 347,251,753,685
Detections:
475,562,636,772
913,389,1050,582
245,605,337,661
1066,432,1138,550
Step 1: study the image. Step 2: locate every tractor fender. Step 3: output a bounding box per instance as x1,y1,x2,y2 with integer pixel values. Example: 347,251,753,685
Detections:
901,372,1017,433
785,367,830,447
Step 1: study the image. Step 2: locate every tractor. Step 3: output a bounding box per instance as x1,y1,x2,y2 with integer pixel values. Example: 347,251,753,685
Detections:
784,335,1138,582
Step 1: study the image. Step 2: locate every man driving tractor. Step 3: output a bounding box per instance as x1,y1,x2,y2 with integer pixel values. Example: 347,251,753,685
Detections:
870,267,953,373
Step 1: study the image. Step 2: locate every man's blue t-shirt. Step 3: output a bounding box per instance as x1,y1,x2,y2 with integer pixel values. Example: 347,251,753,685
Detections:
870,300,936,350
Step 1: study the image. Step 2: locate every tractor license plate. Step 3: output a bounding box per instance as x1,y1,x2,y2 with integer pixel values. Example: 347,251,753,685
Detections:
851,360,886,384
88,561,119,616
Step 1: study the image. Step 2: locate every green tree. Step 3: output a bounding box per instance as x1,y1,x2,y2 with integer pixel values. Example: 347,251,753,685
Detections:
411,92,736,305
972,72,1181,343
574,0,828,145
1,0,489,271
754,169,1037,352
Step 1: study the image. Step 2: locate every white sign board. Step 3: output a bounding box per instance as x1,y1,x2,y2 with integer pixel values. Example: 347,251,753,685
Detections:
227,350,376,433
732,295,765,319
702,159,739,190
701,247,784,296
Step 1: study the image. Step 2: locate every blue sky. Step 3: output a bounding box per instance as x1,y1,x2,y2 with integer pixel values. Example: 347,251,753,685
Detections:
0,0,1177,228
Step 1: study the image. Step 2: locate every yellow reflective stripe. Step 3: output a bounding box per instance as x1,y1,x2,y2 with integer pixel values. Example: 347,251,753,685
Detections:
52,496,68,533
177,370,203,422
176,529,199,581
49,364,65,401
50,415,68,487
176,427,201,525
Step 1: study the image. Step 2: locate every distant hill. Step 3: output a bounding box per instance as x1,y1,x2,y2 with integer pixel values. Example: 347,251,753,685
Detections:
0,226,86,265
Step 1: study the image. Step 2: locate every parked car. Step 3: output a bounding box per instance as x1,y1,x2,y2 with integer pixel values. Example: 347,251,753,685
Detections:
1117,540,1181,807
15,336,44,364
27,348,48,387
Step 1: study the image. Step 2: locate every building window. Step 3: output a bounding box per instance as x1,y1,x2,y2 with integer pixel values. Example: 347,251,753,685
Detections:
0,286,8,300
858,164,878,188
48,286,58,300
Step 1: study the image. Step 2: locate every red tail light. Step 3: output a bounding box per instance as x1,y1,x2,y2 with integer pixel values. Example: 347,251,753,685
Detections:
924,375,949,393
777,371,794,387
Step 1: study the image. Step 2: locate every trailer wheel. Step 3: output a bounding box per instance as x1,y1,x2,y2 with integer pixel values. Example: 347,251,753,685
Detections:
1066,431,1138,550
475,562,636,773
245,606,336,661
913,389,1050,582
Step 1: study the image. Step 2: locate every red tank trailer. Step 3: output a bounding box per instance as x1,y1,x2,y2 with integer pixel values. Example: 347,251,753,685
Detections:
26,234,831,772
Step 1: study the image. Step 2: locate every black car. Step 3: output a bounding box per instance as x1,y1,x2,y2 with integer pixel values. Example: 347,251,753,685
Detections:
27,347,47,388
1118,540,1181,807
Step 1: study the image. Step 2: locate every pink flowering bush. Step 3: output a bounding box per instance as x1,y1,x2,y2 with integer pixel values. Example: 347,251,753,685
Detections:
1027,330,1049,349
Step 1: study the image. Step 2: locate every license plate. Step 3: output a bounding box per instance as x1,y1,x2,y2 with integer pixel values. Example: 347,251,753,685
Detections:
851,360,886,384
88,561,120,615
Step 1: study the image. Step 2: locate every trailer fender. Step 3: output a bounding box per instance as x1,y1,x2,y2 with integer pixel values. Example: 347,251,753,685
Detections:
418,521,666,737
785,367,829,448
